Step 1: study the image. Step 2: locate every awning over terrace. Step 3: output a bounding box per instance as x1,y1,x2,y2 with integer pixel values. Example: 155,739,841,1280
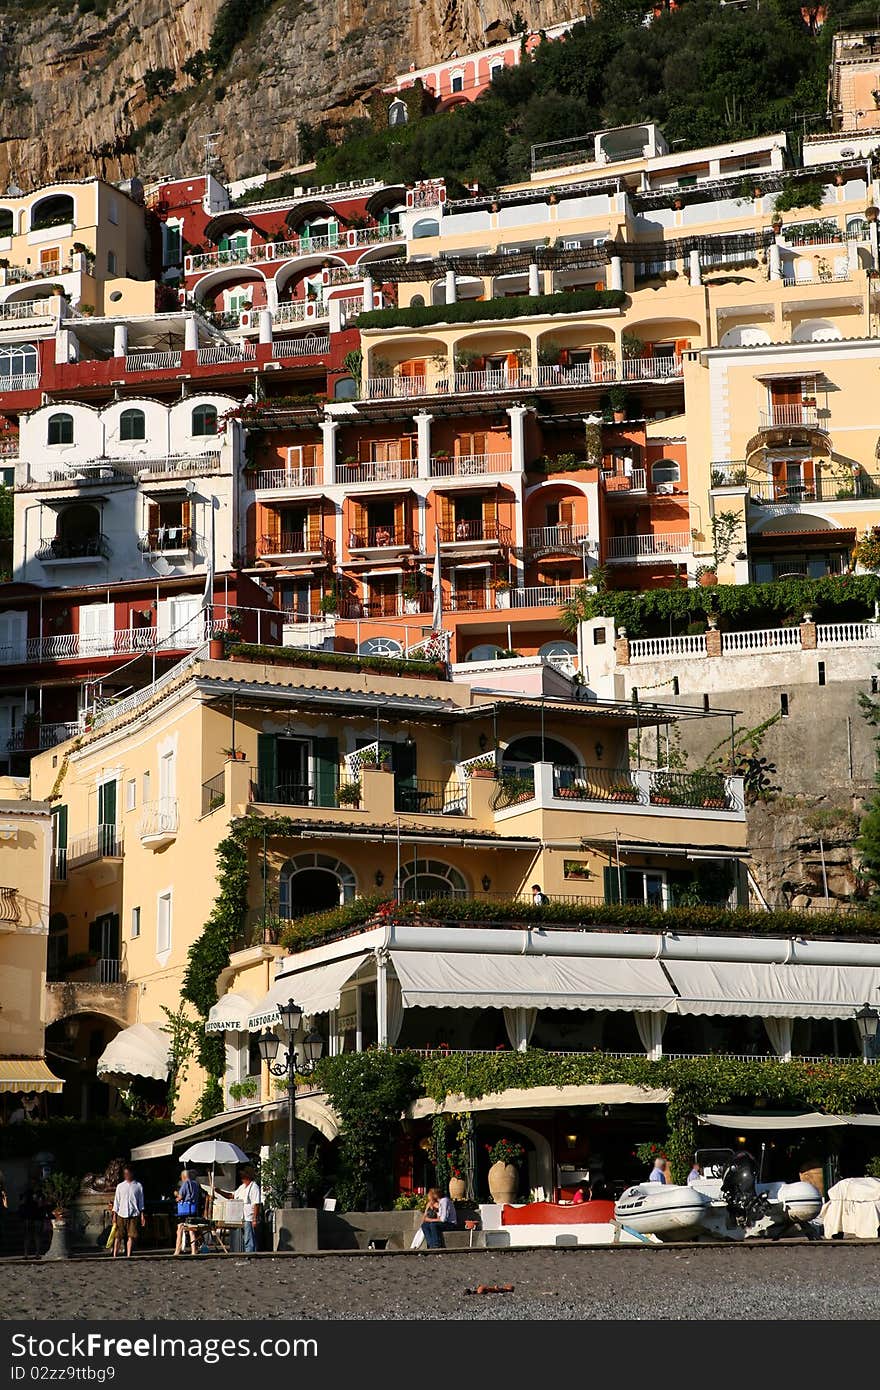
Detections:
390,951,676,1013
206,992,260,1033
665,960,880,1019
247,957,364,1029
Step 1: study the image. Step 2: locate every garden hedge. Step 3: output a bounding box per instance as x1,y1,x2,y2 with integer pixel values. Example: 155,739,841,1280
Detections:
357,288,627,332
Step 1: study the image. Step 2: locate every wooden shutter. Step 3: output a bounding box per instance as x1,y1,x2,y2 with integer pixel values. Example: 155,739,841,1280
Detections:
559,499,575,527
180,500,192,536
147,501,160,546
263,505,280,546
312,736,339,808
438,494,452,536
674,338,689,358
257,734,277,799
306,508,321,550
482,494,496,532
358,438,372,463
603,865,622,905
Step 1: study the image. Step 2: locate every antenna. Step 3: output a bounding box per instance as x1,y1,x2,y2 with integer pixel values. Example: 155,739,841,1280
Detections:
204,132,222,182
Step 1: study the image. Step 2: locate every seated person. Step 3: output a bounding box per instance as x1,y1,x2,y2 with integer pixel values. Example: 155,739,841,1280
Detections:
421,1187,457,1249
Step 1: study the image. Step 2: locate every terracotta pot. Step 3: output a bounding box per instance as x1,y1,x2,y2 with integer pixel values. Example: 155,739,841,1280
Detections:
488,1161,518,1204
698,571,718,587
469,767,496,779
448,1176,466,1201
208,638,224,659
613,410,626,424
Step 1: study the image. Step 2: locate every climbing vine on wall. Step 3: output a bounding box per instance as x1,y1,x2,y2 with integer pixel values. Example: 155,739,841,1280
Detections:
316,1051,422,1210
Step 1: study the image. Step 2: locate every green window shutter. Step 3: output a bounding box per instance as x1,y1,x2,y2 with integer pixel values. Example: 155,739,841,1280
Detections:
313,737,339,808
257,734,277,798
52,804,68,850
88,919,102,955
603,865,622,904
327,221,339,247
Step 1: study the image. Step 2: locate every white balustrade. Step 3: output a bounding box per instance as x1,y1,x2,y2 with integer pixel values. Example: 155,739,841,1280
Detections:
271,335,330,357
429,453,512,477
139,797,180,840
196,343,257,364
759,404,819,429
0,300,57,321
254,466,323,490
88,644,208,731
526,524,591,548
629,634,707,660
508,585,577,608
817,622,880,646
721,627,801,654
336,459,417,484
124,351,183,371
605,533,691,560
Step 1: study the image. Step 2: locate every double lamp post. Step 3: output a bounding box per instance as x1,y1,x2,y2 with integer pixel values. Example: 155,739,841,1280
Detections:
256,998,323,1206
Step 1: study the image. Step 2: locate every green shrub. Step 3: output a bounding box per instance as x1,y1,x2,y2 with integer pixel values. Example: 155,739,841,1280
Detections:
226,642,446,680
358,288,626,332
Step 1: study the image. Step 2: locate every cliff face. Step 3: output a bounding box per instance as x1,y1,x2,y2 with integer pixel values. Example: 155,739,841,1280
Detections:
0,0,587,189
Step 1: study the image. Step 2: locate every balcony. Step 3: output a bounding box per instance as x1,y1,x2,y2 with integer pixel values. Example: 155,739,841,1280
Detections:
0,886,20,925
429,453,513,478
186,226,399,275
56,827,123,880
605,532,692,563
43,961,138,1030
747,474,880,505
438,520,511,547
139,797,179,847
759,404,820,430
337,459,417,485
394,779,468,815
602,468,647,494
17,453,222,489
196,342,257,365
257,531,329,560
348,526,417,553
551,765,742,813
250,776,360,810
534,356,683,388
252,465,324,490
124,351,183,372
525,523,591,551
0,299,57,323
271,335,331,358
6,720,78,751
365,356,683,401
36,534,111,564
0,624,214,669
137,526,198,556
509,583,578,609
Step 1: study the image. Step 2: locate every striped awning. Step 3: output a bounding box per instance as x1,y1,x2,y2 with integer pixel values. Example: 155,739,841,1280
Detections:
0,1059,64,1094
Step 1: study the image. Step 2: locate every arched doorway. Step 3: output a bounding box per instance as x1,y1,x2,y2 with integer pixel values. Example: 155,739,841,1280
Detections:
279,853,356,917
502,734,579,768
396,858,467,900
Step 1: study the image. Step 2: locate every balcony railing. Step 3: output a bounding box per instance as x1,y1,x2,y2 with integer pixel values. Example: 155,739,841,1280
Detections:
365,357,684,400
36,534,111,562
749,474,880,504
526,523,591,549
201,772,225,816
605,532,691,561
250,778,354,810
271,335,331,357
257,530,326,557
0,886,20,923
0,372,38,392
66,957,123,984
6,720,78,750
535,356,683,387
348,526,416,549
602,468,648,494
751,557,846,583
439,520,511,545
139,797,179,842
18,452,221,487
630,623,880,663
551,765,740,812
759,404,820,429
187,226,399,274
137,526,197,554
124,351,183,372
273,299,323,325
0,299,57,321
394,779,468,815
196,342,257,365
429,452,513,478
337,459,417,484
509,584,578,608
253,465,323,490
65,826,123,870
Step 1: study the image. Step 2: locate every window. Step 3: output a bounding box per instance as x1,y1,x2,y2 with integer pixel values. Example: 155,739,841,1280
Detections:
107,250,117,275
47,412,73,446
0,209,12,237
0,343,37,380
490,62,504,81
143,497,192,552
156,890,172,955
130,906,140,939
651,459,681,487
108,197,119,225
450,70,464,93
247,1034,262,1076
192,404,217,436
142,770,151,803
119,408,145,441
396,858,467,900
388,99,408,127
125,778,137,812
164,222,182,266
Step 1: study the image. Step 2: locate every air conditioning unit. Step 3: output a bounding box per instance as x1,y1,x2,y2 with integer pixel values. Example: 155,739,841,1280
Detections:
655,482,674,495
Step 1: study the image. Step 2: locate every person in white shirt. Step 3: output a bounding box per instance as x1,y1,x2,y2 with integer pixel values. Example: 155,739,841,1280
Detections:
648,1157,668,1185
112,1166,145,1258
421,1187,457,1249
687,1161,702,1186
227,1165,261,1252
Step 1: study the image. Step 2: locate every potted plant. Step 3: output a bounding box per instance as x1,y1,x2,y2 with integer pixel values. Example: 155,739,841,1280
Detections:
447,1154,467,1202
467,752,497,779
229,1077,259,1107
402,577,422,614
319,589,340,618
222,746,246,762
607,385,627,423
486,1137,525,1204
695,563,718,588
337,778,362,808
609,780,638,803
359,745,392,772
42,1173,82,1260
493,577,511,609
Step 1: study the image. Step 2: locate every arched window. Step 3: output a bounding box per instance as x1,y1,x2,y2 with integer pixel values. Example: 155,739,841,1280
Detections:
465,644,506,662
278,853,356,918
503,735,578,767
396,858,467,901
0,209,13,238
56,503,100,557
333,376,357,401
651,458,680,487
192,404,217,437
388,99,408,127
119,408,146,441
413,218,440,239
47,412,73,446
358,636,403,656
30,194,74,232
0,342,37,380
410,294,426,307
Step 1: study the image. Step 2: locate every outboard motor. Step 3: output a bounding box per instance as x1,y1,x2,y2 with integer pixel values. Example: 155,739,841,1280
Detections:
721,1150,772,1229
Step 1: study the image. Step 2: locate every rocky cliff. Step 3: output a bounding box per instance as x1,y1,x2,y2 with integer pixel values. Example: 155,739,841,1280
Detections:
0,0,588,189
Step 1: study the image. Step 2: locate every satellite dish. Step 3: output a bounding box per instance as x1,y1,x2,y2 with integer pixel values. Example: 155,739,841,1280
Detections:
151,557,172,577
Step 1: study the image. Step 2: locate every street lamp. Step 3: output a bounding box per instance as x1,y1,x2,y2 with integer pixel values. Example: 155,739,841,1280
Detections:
854,1002,879,1064
257,1001,324,1206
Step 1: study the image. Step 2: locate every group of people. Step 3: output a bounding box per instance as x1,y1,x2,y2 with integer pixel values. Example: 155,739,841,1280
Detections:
108,1162,262,1257
649,1156,703,1186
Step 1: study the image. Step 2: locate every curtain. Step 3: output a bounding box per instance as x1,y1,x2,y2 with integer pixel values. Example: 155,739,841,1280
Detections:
634,1010,666,1061
764,1016,793,1060
503,1007,537,1052
386,977,404,1046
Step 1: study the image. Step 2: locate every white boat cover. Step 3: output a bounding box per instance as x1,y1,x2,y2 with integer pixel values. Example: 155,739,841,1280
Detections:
390,951,676,1012
820,1177,880,1239
665,960,880,1019
206,991,259,1033
96,1023,171,1083
247,957,362,1029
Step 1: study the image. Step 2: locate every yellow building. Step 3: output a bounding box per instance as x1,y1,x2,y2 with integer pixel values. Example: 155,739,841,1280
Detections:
0,776,62,1115
29,646,747,1120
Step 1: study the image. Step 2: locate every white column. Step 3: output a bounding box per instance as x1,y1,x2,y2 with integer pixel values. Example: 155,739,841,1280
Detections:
444,269,457,304
184,315,199,352
362,273,374,313
769,243,782,281
528,262,541,296
506,404,527,473
609,256,623,292
258,308,273,344
265,276,279,312
321,418,339,484
688,249,701,287
415,410,433,478
870,218,880,271
376,949,388,1048
112,322,128,359
55,328,72,365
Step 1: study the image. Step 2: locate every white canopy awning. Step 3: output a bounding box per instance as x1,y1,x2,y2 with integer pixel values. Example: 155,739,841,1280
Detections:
96,1023,171,1084
699,1111,880,1130
665,960,880,1019
247,957,363,1030
390,951,676,1012
206,992,259,1033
